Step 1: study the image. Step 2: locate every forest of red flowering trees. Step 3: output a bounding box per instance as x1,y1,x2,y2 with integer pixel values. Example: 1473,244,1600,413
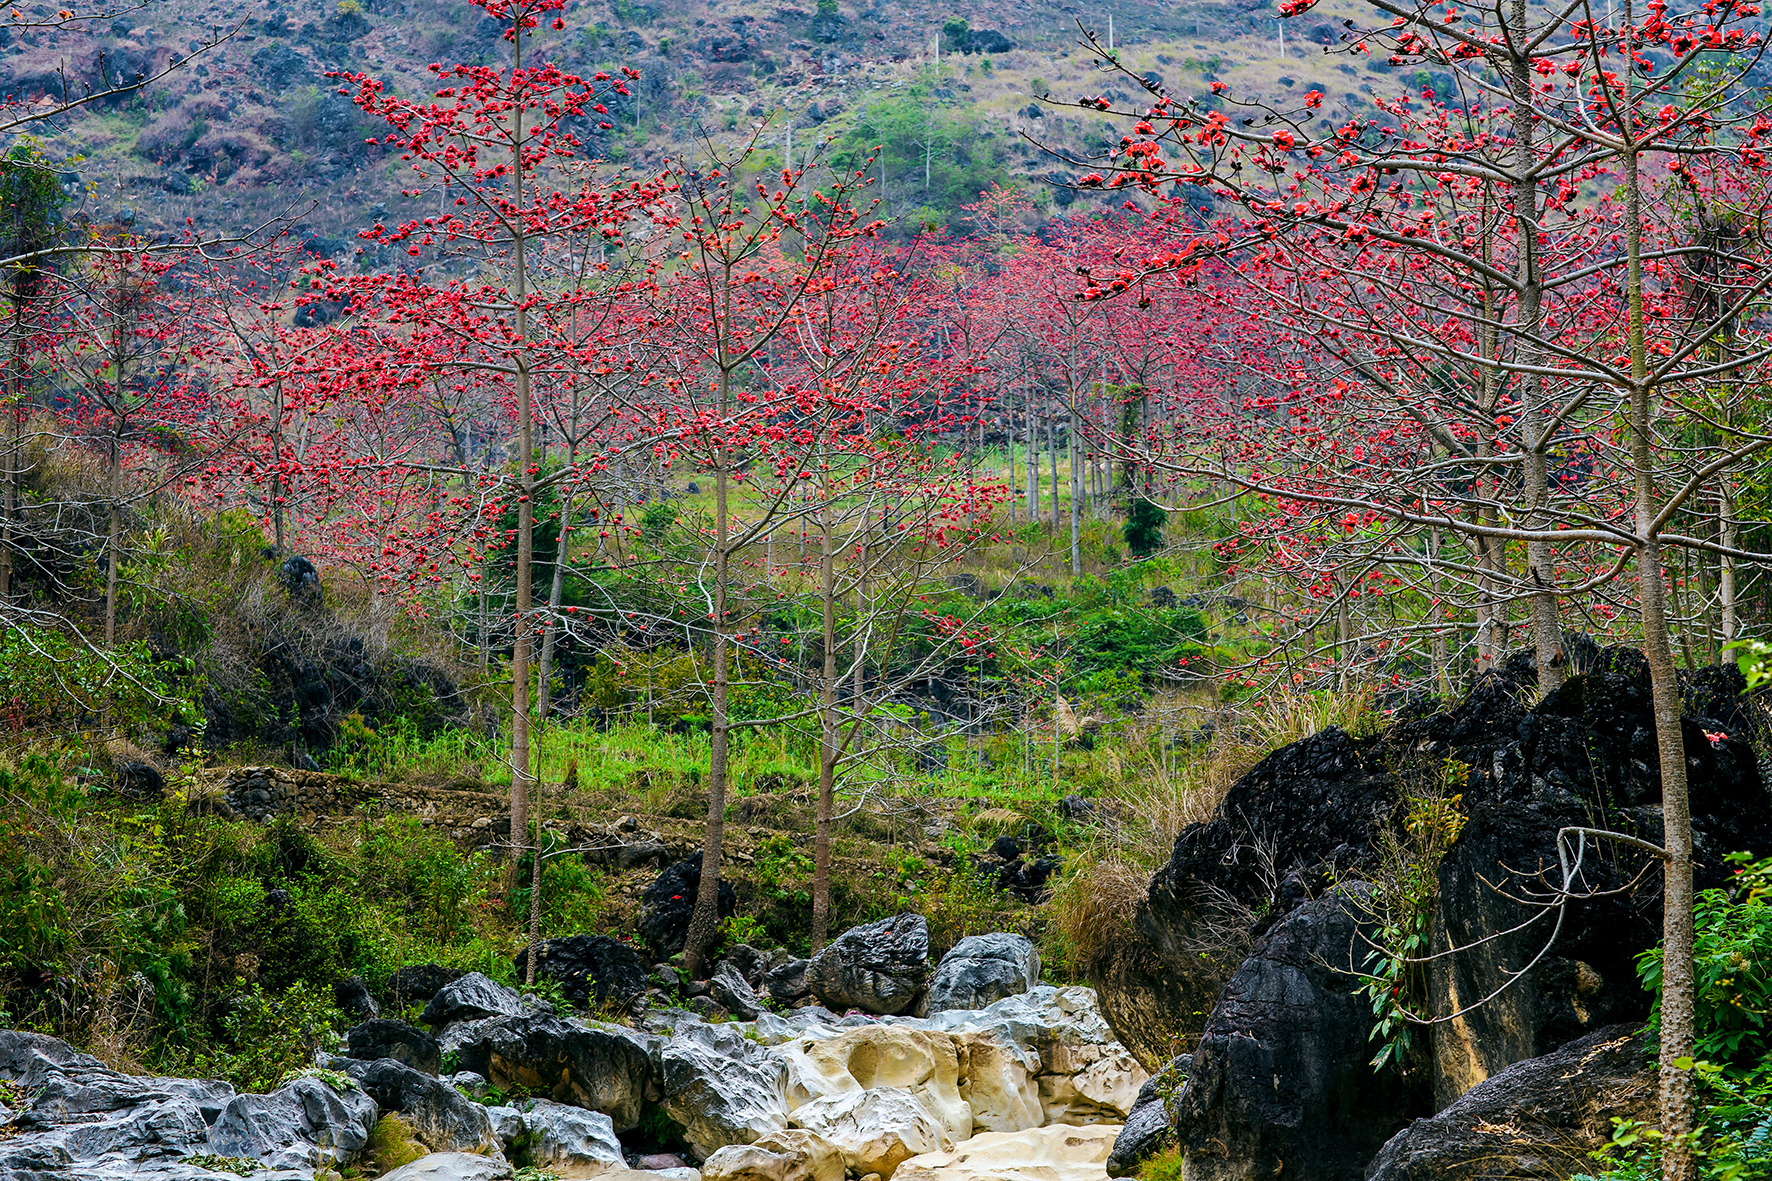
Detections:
8,0,1772,1166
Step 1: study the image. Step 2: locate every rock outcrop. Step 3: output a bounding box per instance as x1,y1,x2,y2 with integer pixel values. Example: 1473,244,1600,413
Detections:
701,1128,846,1181
207,1074,380,1170
807,914,929,1015
1171,887,1408,1181
924,934,1040,1014
448,1009,655,1132
896,1124,1120,1181
1366,1025,1655,1181
512,934,649,1012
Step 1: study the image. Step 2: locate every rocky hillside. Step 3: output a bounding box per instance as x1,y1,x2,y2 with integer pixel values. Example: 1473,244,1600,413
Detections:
5,0,1435,244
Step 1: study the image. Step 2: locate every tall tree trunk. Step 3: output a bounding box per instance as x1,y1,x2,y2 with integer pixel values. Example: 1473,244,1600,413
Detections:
811,471,837,951
1619,73,1696,1181
1025,395,1037,521
509,20,534,912
1069,404,1082,575
683,369,734,979
1046,411,1058,530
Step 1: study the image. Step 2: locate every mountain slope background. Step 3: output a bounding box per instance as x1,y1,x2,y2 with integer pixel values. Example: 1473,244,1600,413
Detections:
6,0,1431,245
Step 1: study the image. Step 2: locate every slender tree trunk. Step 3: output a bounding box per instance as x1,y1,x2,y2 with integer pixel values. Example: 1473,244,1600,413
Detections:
1025,395,1037,521
1069,405,1082,575
811,472,837,951
683,367,734,979
1047,410,1059,530
526,777,545,984
1506,0,1564,697
1720,482,1738,642
510,22,535,916
1619,72,1696,1181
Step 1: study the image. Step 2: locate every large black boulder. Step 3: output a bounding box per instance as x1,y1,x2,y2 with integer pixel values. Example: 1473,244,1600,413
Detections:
1367,1025,1654,1181
342,1018,440,1074
388,963,462,1006
447,1009,654,1132
640,853,736,957
806,913,929,1015
1173,887,1409,1181
419,972,523,1030
512,934,648,1012
334,1057,497,1153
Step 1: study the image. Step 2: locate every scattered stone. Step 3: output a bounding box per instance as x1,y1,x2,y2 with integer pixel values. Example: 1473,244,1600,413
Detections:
766,959,812,1006
420,972,524,1029
710,962,764,1021
1105,1056,1186,1177
807,915,929,1015
924,934,1040,1014
334,975,380,1022
343,1018,442,1074
512,934,649,1011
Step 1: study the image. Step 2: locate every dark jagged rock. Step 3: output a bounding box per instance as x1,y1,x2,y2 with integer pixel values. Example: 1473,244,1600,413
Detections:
1114,653,1772,1087
389,963,463,1006
343,1019,440,1074
1368,1026,1654,1181
640,853,736,956
208,1074,378,1171
965,28,1013,53
719,944,769,988
334,975,379,1022
334,1056,498,1153
1107,1055,1188,1178
807,914,928,1015
924,933,1040,1013
112,761,164,800
512,934,647,1011
765,958,812,1005
419,972,523,1030
707,962,763,1020
1174,887,1409,1181
447,1009,654,1132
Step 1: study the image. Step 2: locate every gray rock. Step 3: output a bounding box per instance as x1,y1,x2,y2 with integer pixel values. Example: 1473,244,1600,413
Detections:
806,915,928,1015
709,963,764,1021
0,1031,236,1178
720,945,770,988
335,1057,497,1153
1367,1026,1655,1181
924,933,1040,1013
449,1009,654,1132
445,1070,489,1099
334,975,379,1022
659,1020,792,1158
485,1098,622,1173
1106,1055,1188,1177
343,1018,442,1074
379,1152,515,1181
420,972,524,1029
764,959,811,1006
207,1074,378,1170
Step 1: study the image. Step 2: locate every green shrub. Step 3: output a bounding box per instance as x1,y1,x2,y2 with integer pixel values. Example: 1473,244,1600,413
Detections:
1639,852,1772,1067
193,984,342,1093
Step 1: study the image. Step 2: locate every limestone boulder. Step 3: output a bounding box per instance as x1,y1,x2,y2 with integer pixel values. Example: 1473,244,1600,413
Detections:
807,915,929,1015
701,1128,846,1181
895,1124,1120,1181
379,1152,516,1181
485,1098,623,1177
343,1018,442,1074
780,1025,971,1143
950,1031,1042,1134
420,972,524,1029
1367,1025,1655,1181
787,1086,953,1179
449,1009,655,1131
658,1019,792,1159
924,934,1039,1014
336,1056,498,1153
207,1074,379,1170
